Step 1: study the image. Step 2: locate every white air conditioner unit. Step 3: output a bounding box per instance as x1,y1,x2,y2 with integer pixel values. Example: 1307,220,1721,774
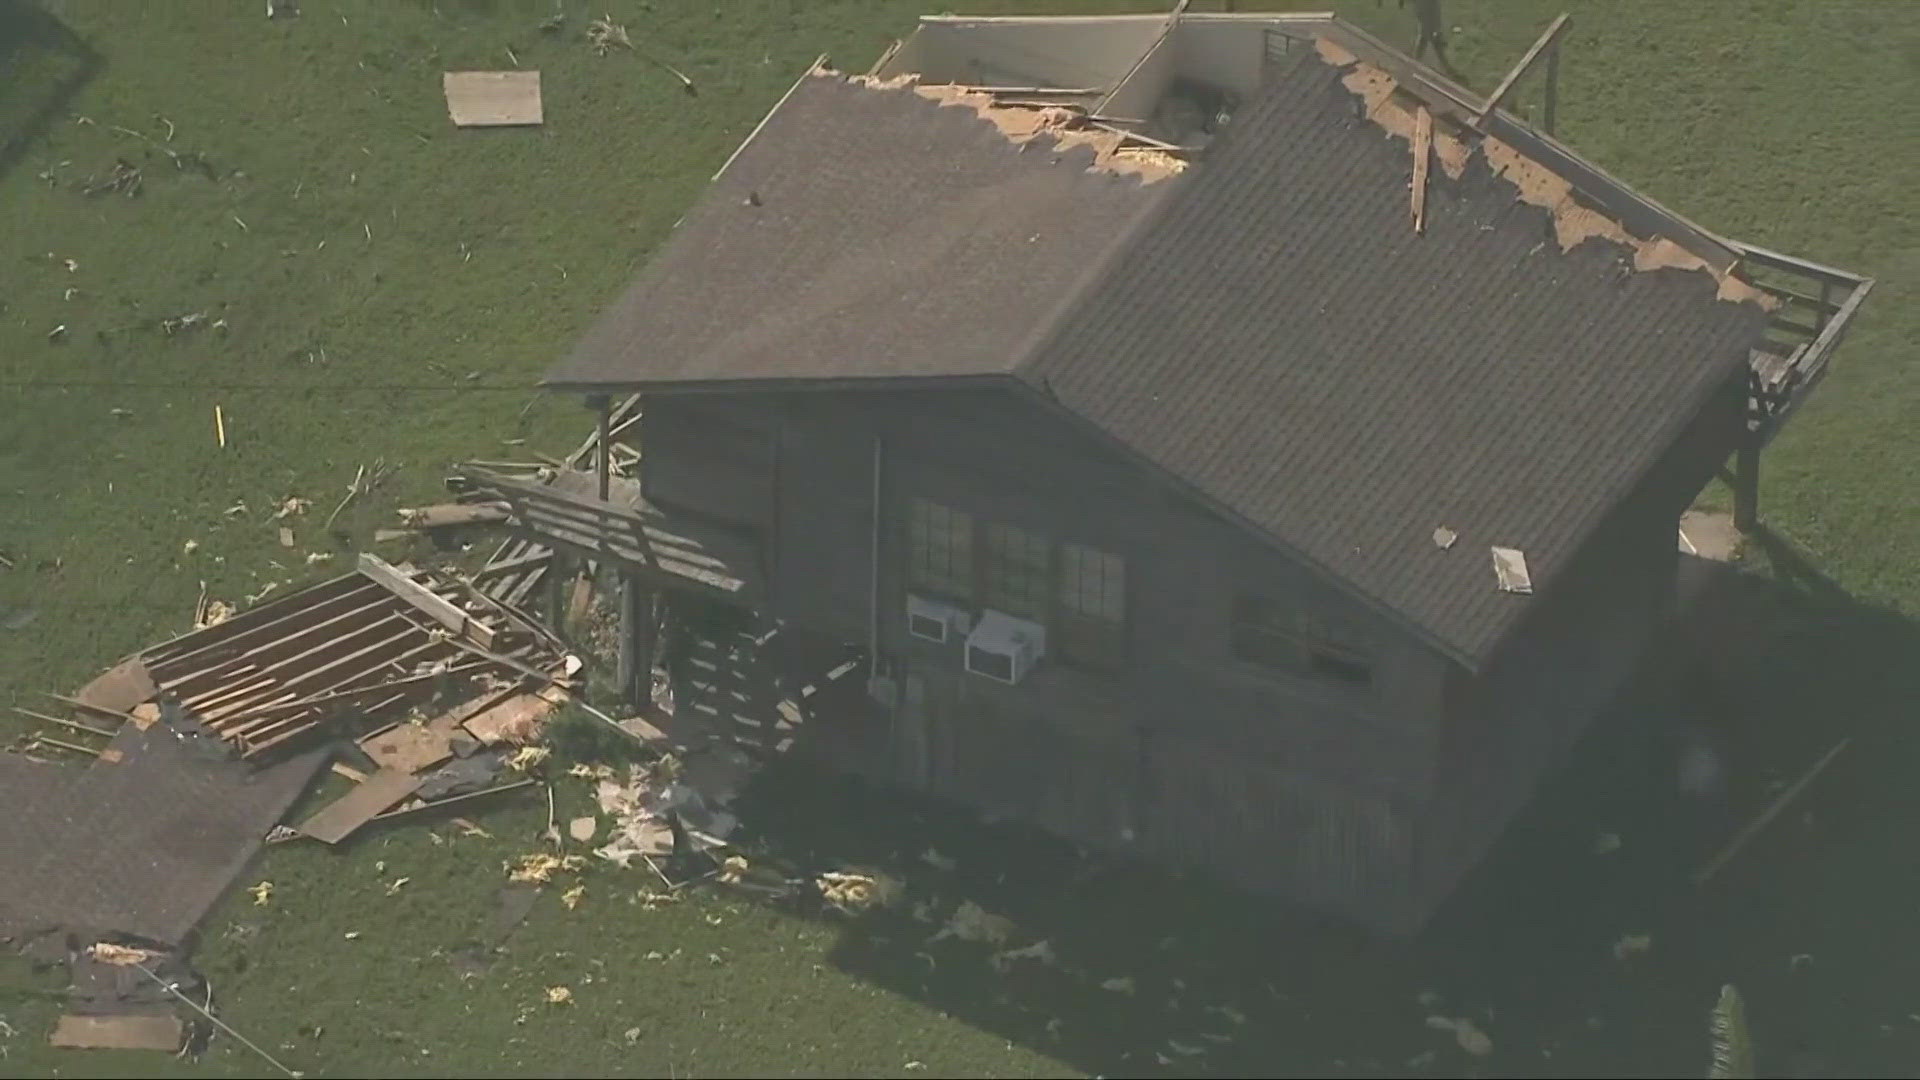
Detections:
906,594,972,644
964,609,1046,685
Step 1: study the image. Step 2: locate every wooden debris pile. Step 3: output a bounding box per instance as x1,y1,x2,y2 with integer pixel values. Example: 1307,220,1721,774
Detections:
35,553,577,765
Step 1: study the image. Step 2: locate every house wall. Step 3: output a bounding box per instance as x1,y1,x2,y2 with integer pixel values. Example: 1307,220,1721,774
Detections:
1414,373,1748,911
643,385,1449,930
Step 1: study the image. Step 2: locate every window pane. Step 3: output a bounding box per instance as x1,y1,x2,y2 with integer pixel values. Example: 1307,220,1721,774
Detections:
1059,542,1125,669
908,498,972,599
1060,542,1124,622
983,522,1049,619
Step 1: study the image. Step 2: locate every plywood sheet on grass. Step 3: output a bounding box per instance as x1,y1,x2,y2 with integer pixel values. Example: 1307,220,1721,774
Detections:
444,71,543,127
50,1013,183,1051
298,767,422,844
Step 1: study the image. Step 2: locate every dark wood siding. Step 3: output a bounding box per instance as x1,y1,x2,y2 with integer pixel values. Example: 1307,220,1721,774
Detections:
640,394,777,529
766,386,1444,928
1416,374,1743,910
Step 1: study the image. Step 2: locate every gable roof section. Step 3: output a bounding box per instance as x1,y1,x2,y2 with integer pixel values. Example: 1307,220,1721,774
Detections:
1018,52,1768,664
544,70,1169,391
543,50,1772,667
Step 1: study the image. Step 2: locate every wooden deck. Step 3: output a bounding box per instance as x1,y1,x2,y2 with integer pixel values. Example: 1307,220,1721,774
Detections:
453,466,764,606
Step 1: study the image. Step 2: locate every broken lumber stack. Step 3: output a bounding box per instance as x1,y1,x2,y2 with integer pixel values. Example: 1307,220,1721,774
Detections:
121,553,575,760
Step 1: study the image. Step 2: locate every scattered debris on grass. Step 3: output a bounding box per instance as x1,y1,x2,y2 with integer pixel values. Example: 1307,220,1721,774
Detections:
1101,976,1137,995
197,599,234,629
79,158,142,197
1612,932,1653,961
817,870,904,915
88,942,163,966
561,883,585,909
272,496,311,520
586,15,631,54
248,881,273,906
324,459,394,531
930,900,1012,945
1426,1015,1494,1057
544,985,573,1006
568,815,597,842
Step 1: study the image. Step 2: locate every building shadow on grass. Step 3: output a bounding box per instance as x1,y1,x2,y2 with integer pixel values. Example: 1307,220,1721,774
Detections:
730,542,1920,1077
0,0,101,182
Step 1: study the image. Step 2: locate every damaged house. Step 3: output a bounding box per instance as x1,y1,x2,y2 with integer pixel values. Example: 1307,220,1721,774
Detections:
473,13,1870,931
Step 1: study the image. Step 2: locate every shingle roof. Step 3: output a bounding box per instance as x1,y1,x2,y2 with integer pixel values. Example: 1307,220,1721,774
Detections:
1020,52,1769,663
543,53,1770,666
543,72,1169,390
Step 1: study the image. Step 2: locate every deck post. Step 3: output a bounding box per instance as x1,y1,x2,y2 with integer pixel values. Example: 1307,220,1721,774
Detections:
1732,442,1761,533
546,551,573,630
590,394,612,502
618,574,654,710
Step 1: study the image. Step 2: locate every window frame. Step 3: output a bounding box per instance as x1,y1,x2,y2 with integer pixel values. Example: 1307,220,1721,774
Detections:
1056,540,1127,670
906,497,975,603
1230,593,1375,689
981,521,1052,621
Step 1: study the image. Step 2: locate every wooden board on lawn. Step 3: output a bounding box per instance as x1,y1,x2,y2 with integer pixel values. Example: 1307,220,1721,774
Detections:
444,71,543,127
297,767,423,844
49,1013,183,1051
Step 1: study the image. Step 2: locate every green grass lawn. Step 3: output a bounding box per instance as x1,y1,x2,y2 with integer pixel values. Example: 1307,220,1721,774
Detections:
2,0,1917,1076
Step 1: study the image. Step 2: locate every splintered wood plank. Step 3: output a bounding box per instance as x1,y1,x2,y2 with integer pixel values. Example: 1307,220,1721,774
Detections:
74,657,156,714
444,70,543,127
49,1013,183,1051
1411,105,1432,235
298,767,424,843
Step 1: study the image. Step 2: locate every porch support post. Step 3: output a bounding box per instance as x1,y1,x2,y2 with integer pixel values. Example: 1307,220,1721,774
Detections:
546,550,573,629
590,394,612,502
618,573,654,711
1732,442,1761,533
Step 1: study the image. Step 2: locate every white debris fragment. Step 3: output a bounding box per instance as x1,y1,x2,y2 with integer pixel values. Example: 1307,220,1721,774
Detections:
1490,545,1533,593
1426,1015,1493,1057
1432,526,1457,550
989,939,1057,973
929,900,1013,946
1611,932,1652,961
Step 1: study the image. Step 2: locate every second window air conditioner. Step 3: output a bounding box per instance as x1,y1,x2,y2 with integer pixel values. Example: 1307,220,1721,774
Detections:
964,609,1046,685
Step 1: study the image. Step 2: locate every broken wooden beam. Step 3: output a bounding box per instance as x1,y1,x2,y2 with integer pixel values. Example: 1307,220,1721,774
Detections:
11,706,115,738
396,502,510,529
356,553,498,649
366,777,538,826
1410,105,1432,235
1476,13,1571,127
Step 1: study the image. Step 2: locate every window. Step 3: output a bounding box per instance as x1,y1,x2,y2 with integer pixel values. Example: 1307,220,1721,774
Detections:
1231,594,1373,687
983,522,1050,620
907,498,973,600
1058,542,1126,669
